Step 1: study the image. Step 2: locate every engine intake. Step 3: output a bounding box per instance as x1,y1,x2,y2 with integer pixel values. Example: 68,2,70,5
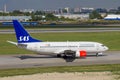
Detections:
76,50,87,57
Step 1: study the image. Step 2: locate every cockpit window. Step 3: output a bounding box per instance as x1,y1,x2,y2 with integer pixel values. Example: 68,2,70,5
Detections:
101,45,105,47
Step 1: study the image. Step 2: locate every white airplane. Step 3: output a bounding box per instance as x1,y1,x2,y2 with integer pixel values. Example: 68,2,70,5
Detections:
8,20,108,62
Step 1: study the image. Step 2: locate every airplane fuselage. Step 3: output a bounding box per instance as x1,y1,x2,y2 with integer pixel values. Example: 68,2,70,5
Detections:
19,41,108,56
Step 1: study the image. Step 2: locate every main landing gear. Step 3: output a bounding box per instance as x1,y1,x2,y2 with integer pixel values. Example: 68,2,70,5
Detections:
57,50,76,62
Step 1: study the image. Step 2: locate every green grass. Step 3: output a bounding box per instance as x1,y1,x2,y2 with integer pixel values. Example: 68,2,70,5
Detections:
0,64,119,77
0,25,120,29
0,25,94,29
0,31,120,54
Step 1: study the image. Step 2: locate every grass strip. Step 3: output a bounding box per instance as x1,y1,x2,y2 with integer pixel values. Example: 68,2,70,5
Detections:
0,64,119,77
0,32,120,54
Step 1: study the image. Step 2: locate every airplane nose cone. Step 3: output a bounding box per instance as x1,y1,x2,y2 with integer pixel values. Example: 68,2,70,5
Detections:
105,46,109,51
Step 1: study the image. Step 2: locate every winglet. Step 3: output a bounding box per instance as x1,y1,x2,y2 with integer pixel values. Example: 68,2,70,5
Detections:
13,20,42,43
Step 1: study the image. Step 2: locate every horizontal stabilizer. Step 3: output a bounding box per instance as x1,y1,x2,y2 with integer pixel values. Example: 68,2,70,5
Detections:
7,41,17,45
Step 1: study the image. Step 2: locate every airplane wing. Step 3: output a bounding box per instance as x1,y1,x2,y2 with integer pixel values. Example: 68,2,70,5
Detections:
54,48,70,54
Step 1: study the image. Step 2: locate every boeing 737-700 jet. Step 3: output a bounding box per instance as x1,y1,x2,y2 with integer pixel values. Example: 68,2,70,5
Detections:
8,20,108,62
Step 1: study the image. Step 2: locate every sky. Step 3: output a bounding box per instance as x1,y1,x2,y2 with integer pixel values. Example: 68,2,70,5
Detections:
0,0,120,11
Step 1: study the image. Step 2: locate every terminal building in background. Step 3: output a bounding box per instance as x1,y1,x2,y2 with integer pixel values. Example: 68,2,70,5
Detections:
0,16,31,22
55,14,89,20
0,16,36,26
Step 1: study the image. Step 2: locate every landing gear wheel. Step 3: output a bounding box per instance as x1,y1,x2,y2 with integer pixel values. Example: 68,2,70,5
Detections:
63,51,76,62
57,54,61,57
96,53,99,57
63,56,75,62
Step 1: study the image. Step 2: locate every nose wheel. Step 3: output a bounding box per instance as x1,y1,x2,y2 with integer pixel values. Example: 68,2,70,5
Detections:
96,52,103,57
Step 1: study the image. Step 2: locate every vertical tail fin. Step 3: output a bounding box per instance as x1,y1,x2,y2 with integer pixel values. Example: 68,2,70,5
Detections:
13,20,42,43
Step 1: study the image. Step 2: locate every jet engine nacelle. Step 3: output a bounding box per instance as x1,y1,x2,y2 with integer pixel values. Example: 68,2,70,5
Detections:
76,50,87,57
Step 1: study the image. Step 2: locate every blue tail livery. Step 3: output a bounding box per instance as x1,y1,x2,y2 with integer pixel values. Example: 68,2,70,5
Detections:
13,20,42,43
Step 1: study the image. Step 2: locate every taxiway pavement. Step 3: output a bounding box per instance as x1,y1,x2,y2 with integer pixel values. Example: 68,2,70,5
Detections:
0,51,120,69
0,28,120,34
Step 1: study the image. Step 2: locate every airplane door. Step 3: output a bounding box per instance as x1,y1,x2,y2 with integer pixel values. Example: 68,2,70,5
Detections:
34,44,38,51
96,44,99,51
